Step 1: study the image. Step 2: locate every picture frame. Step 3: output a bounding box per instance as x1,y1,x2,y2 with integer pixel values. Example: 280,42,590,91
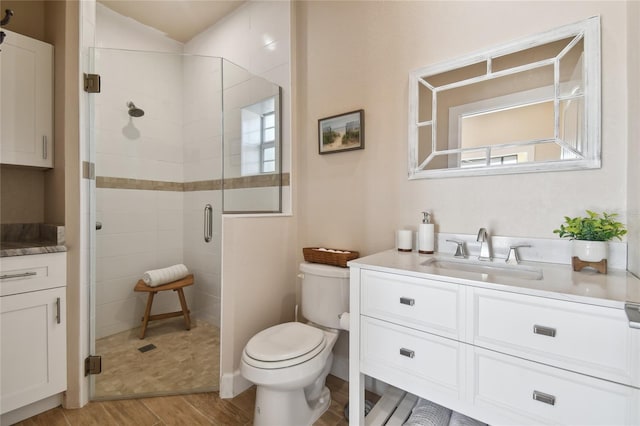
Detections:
318,109,364,154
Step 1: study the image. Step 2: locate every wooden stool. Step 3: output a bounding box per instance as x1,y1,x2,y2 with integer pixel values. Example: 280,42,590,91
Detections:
134,274,194,339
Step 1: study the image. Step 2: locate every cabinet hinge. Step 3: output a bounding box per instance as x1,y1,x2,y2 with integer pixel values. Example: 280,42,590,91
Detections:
84,355,102,376
84,73,101,93
625,303,640,329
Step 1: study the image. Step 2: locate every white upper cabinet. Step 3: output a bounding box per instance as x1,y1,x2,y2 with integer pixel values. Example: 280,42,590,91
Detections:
1,30,54,168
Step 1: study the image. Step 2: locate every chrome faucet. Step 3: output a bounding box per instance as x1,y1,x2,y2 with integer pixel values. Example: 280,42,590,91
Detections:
477,228,492,261
505,244,531,265
446,239,467,258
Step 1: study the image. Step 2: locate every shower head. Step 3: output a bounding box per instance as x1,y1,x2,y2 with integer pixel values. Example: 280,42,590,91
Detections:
127,101,144,118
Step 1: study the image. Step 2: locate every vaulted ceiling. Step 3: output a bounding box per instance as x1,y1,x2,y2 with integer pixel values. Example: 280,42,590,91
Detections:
98,0,245,43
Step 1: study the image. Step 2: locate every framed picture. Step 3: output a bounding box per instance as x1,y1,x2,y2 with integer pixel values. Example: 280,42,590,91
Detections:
318,109,364,154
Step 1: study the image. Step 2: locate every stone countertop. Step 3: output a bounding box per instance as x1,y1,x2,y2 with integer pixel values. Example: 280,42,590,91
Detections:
0,223,66,257
0,241,67,257
348,249,640,309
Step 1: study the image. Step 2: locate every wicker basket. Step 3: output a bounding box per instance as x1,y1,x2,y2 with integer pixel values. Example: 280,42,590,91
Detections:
303,247,359,268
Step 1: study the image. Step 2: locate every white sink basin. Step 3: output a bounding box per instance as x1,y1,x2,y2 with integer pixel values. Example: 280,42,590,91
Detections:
421,257,543,281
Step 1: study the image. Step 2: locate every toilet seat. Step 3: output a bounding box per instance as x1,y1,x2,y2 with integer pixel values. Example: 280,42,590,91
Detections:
244,322,327,369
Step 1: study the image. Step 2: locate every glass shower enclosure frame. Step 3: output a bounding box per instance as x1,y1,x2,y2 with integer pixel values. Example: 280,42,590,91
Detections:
87,47,281,399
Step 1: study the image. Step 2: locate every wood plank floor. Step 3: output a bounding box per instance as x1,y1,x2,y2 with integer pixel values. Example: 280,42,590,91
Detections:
14,375,356,426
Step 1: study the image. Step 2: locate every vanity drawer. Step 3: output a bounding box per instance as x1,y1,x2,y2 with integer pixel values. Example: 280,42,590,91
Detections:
0,253,66,296
361,316,464,403
470,346,640,426
361,269,464,340
469,287,640,387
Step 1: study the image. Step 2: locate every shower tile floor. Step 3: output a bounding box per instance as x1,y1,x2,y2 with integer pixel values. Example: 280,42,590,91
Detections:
94,318,219,398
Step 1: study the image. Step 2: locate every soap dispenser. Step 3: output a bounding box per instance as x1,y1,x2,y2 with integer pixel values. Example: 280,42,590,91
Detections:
418,211,435,254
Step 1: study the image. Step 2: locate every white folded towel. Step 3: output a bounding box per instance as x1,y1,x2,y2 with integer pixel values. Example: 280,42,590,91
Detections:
142,264,189,287
403,398,452,426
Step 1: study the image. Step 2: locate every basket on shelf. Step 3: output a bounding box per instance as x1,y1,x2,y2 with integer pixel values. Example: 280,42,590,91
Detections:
303,247,359,268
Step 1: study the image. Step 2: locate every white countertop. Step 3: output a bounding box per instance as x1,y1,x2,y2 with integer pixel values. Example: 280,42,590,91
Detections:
349,249,640,310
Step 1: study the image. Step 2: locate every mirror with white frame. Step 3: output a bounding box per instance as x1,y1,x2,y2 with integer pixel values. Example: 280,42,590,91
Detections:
408,16,601,179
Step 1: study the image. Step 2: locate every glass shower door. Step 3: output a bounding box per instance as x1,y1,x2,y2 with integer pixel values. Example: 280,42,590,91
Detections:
88,48,223,399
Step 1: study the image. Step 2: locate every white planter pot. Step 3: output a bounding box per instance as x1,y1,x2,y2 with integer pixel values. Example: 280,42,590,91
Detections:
572,240,608,262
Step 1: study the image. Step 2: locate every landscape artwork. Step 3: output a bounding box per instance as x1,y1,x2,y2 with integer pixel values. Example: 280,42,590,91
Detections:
318,109,364,154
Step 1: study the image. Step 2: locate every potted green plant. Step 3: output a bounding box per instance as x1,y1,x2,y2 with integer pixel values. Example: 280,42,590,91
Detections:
553,210,627,264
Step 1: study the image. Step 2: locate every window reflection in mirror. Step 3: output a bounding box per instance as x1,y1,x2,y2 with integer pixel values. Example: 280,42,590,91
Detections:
409,17,600,178
222,59,282,213
240,97,277,175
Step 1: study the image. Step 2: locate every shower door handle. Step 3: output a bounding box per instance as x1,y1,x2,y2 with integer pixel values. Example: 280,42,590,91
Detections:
204,204,213,243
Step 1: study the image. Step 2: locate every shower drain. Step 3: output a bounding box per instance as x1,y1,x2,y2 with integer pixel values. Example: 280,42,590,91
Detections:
138,344,157,353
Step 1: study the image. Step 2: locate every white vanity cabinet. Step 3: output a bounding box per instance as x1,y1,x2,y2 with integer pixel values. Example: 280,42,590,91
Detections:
349,252,640,426
1,30,54,168
0,253,67,415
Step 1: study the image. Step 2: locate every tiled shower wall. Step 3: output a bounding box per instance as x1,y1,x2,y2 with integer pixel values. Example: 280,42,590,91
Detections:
93,0,291,348
94,6,222,339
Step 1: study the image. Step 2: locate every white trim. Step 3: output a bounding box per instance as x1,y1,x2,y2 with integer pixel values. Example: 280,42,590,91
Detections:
220,370,253,399
0,394,63,426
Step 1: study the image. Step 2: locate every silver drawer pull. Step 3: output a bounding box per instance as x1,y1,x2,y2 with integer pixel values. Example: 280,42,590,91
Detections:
399,348,415,358
625,303,640,329
533,390,556,406
0,271,37,280
400,297,415,306
533,325,556,337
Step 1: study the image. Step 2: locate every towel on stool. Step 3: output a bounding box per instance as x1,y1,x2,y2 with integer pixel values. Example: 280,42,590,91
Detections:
403,398,452,426
448,411,487,426
142,264,189,287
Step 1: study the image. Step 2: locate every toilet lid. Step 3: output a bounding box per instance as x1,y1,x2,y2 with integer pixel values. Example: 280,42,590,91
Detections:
245,322,325,362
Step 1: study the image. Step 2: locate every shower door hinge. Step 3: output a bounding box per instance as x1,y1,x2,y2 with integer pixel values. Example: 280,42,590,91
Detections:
84,355,102,376
84,73,101,93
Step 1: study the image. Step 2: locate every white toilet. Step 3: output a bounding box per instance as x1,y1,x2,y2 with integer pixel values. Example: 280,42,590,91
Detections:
240,262,350,426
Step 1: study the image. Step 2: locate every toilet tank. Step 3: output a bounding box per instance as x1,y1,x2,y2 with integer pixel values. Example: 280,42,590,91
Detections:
300,262,349,329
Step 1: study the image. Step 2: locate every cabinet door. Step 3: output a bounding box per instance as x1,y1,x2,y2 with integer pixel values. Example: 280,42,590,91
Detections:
1,287,66,414
0,30,54,168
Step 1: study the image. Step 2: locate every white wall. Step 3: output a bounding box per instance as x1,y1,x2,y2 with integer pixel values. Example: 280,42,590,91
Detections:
296,1,630,255
94,4,182,53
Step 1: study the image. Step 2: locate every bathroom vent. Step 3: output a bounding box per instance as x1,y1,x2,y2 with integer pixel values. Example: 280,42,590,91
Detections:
84,355,102,376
